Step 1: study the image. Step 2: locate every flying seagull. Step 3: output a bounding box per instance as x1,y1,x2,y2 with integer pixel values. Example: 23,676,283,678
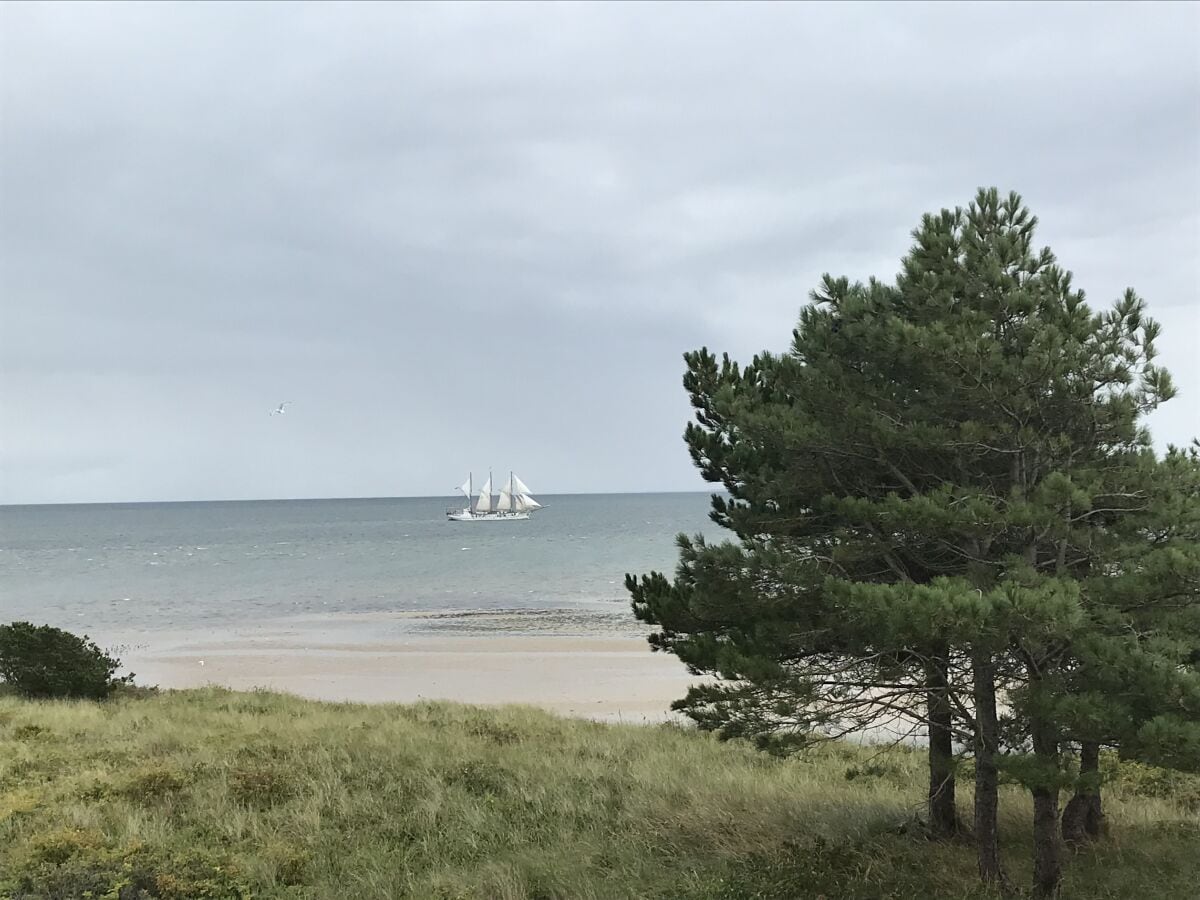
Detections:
270,402,291,416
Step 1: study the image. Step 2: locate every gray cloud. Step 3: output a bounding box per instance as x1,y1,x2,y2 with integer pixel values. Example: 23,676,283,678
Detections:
2,1,1197,503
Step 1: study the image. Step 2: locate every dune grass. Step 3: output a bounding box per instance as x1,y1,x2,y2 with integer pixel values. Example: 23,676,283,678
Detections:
1,688,1197,899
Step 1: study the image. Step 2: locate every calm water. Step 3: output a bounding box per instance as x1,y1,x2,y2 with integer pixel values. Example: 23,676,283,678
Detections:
0,494,714,641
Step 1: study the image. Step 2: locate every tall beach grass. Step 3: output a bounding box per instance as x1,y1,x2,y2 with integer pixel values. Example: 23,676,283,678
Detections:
1,688,1197,898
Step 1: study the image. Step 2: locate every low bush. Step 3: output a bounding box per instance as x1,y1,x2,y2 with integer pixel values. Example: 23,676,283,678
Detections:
0,621,133,700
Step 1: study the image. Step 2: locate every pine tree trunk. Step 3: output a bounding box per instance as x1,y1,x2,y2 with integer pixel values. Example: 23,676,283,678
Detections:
1061,741,1104,846
1030,714,1062,897
1082,741,1104,839
926,657,959,838
972,650,1004,884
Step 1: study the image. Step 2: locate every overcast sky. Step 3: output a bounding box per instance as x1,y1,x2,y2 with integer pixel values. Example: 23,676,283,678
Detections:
1,1,1197,504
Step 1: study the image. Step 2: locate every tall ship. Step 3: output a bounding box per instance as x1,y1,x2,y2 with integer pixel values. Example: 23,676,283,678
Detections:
448,471,542,521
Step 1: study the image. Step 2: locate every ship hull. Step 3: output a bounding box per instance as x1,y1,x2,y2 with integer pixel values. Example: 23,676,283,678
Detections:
446,511,531,522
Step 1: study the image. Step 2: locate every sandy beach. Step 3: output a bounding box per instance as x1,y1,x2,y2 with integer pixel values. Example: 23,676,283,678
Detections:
121,625,697,723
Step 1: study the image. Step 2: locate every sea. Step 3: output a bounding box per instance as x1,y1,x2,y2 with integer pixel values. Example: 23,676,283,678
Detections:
0,493,715,648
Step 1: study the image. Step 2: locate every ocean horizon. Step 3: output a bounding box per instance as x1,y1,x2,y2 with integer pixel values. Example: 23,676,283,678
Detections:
0,488,715,509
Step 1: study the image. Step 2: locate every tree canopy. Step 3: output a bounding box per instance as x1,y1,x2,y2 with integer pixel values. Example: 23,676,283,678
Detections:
628,188,1200,896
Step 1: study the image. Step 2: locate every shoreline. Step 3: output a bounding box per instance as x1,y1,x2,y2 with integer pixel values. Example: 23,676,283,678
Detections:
121,627,696,723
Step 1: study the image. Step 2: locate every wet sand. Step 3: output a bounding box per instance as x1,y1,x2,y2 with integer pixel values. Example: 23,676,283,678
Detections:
122,628,697,723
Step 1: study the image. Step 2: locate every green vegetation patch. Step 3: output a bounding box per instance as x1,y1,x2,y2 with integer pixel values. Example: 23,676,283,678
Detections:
1,689,1197,899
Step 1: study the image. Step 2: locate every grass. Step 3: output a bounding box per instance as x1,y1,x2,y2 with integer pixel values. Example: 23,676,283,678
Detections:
1,689,1197,899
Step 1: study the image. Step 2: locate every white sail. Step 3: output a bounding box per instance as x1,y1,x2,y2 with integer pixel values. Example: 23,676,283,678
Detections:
510,475,540,509
496,475,514,511
447,470,541,521
475,476,492,513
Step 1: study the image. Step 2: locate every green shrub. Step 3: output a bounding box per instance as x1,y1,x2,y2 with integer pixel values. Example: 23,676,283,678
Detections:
0,621,133,700
1104,753,1200,811
7,834,249,900
119,765,187,803
229,766,296,807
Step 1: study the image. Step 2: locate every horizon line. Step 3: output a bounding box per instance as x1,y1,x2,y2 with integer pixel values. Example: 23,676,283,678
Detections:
0,488,720,509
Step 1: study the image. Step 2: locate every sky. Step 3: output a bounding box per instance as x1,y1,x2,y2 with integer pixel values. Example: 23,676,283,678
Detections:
1,1,1197,504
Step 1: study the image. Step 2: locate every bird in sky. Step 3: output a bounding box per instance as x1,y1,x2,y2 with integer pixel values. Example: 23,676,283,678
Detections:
270,402,291,416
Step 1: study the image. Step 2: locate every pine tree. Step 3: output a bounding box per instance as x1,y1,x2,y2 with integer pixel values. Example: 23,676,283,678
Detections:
1054,443,1200,845
629,271,972,839
629,188,1197,894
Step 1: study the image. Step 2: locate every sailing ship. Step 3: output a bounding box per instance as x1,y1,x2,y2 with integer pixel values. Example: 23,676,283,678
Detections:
447,472,543,521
